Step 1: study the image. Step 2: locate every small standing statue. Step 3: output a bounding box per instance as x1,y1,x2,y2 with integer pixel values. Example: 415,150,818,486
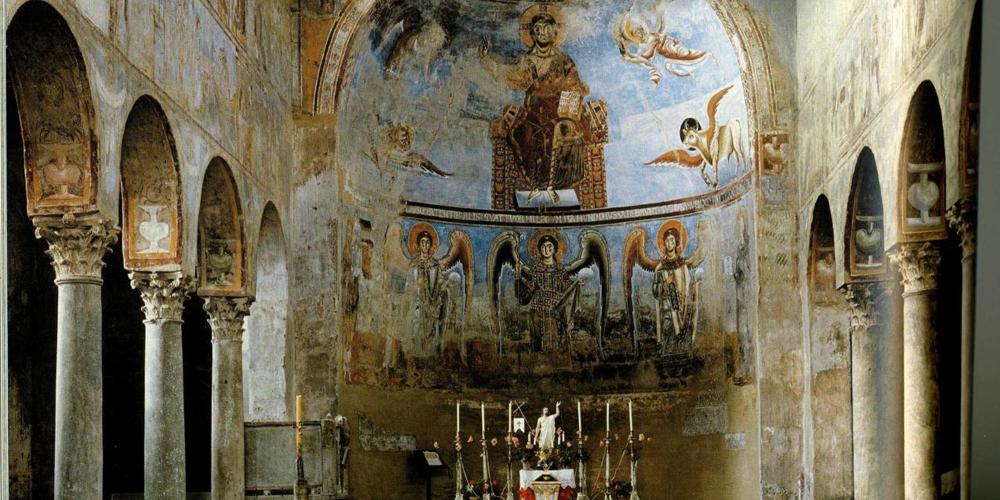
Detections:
534,402,562,451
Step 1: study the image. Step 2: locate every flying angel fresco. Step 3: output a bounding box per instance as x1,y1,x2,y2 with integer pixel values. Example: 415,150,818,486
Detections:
487,229,611,358
645,84,747,189
613,6,711,86
622,220,703,355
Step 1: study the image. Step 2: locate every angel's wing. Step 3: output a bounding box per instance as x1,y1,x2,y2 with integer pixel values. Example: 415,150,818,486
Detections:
645,148,705,168
394,151,453,177
487,231,522,351
439,230,475,321
705,84,733,150
622,227,658,354
565,230,611,357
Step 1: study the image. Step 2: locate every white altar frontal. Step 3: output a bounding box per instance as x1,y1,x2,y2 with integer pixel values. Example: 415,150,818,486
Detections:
519,469,575,500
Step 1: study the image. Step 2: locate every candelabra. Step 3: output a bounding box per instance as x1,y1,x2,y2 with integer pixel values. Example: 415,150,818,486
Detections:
603,435,613,500
576,430,588,500
482,436,491,498
505,433,515,500
455,434,467,500
628,433,640,500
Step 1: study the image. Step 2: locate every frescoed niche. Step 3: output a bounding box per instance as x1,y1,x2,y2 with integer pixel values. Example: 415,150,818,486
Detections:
337,0,752,212
898,82,947,241
198,159,245,294
7,3,99,216
343,192,757,392
846,149,885,280
120,97,183,269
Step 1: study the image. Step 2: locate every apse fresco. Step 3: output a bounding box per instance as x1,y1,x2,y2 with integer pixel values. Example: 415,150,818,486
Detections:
339,0,757,392
344,195,757,391
338,0,751,211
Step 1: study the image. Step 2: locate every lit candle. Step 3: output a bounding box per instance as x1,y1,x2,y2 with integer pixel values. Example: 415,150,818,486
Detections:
481,402,486,439
577,400,582,435
629,400,634,433
508,401,512,434
456,402,460,437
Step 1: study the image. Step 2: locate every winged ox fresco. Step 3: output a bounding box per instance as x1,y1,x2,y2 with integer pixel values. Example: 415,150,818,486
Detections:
487,229,611,357
645,84,747,188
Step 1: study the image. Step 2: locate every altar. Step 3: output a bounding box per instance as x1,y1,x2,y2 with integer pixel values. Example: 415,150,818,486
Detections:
519,469,575,500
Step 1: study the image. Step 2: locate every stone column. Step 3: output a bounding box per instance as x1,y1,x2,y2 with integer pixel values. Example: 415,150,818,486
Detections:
33,214,118,500
130,271,193,499
887,242,942,500
204,296,253,500
841,281,883,500
947,197,977,500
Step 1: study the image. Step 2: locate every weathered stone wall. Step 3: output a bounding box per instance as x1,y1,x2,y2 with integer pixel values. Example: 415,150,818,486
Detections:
795,0,977,498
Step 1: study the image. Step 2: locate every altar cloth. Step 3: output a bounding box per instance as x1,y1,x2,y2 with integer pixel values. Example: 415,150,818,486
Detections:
519,469,576,489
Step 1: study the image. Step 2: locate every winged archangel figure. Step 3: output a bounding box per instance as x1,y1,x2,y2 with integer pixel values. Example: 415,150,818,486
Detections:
645,84,747,189
487,229,610,357
621,220,703,354
384,223,473,365
612,5,712,86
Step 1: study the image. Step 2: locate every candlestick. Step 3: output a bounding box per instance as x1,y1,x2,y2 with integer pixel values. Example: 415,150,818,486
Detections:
481,402,486,439
629,400,634,433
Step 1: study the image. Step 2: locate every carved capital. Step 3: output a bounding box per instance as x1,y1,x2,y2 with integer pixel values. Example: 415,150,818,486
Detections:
203,296,253,342
840,281,884,331
33,214,119,283
887,242,942,295
946,197,977,260
129,271,194,322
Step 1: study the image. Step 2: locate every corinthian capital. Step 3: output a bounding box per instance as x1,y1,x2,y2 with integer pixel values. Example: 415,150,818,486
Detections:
203,296,253,342
33,214,119,283
840,281,884,331
130,271,194,322
887,242,942,295
946,197,977,260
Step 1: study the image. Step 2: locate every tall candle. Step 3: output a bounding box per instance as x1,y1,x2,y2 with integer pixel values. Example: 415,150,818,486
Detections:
629,400,634,433
481,402,486,439
508,401,512,434
606,401,610,435
456,402,460,437
296,395,303,425
577,401,582,435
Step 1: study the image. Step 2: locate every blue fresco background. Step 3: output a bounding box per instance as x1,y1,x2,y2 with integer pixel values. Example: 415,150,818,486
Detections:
339,0,751,210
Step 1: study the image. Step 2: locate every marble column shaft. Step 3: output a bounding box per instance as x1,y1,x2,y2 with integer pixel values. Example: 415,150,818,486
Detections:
841,281,883,500
947,198,977,500
34,214,118,500
204,296,253,500
888,242,942,500
131,271,193,500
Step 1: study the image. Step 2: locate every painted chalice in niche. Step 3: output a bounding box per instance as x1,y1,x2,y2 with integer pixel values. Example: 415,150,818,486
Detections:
39,143,84,201
138,204,170,254
853,215,883,268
